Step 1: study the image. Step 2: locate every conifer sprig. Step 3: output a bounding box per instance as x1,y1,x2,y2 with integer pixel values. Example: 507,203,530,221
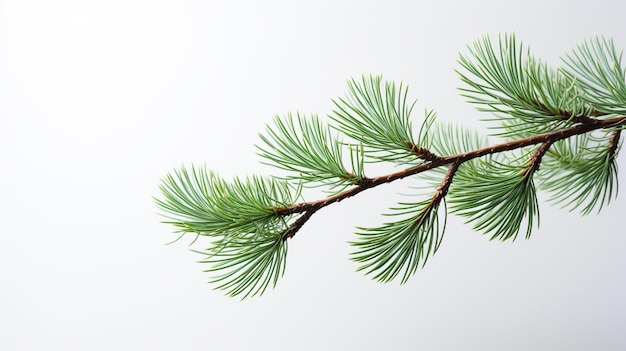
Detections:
457,33,590,137
562,36,626,115
257,112,364,192
156,33,626,298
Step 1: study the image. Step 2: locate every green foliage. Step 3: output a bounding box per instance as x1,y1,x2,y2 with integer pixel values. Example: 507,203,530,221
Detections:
539,132,620,215
457,33,589,137
450,158,540,241
156,165,299,236
330,76,431,164
426,118,487,157
156,165,298,298
198,233,288,299
257,112,364,191
155,33,626,298
562,36,626,115
350,194,446,284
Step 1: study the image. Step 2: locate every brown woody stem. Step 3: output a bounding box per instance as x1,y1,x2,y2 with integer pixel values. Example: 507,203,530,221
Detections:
405,141,442,161
609,130,622,156
522,141,554,176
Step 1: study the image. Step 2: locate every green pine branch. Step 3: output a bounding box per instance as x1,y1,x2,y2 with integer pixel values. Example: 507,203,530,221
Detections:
155,33,626,298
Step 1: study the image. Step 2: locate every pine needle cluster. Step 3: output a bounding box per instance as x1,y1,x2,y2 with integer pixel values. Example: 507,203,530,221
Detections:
155,33,626,298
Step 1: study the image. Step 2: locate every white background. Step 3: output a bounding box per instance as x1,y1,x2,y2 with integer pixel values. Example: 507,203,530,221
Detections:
1,1,625,350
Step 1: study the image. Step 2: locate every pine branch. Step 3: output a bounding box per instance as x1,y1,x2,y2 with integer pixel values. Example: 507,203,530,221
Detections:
275,114,626,237
155,33,626,298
